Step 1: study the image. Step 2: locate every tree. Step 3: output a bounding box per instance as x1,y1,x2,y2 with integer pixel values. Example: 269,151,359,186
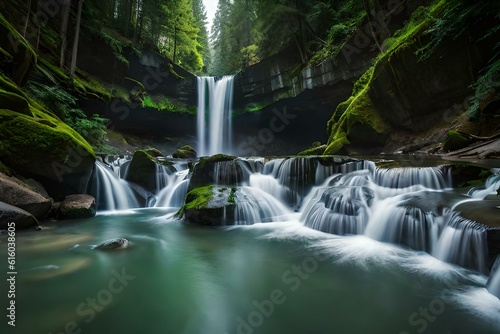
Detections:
70,0,84,77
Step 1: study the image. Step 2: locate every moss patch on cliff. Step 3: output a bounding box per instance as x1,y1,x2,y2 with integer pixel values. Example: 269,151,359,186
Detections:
325,0,488,154
0,74,95,179
326,67,389,155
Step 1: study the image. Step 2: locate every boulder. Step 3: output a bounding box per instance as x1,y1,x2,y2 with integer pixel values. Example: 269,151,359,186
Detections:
0,172,52,218
56,194,96,220
0,201,39,230
125,150,173,193
172,145,197,159
188,154,240,191
180,186,236,226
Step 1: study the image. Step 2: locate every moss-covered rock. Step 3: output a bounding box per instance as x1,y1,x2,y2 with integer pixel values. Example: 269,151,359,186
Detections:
144,147,163,158
0,109,95,181
56,194,96,220
125,150,173,192
125,150,157,192
188,154,241,191
325,0,497,155
0,89,32,116
443,130,472,152
180,186,237,226
172,145,197,159
298,145,327,156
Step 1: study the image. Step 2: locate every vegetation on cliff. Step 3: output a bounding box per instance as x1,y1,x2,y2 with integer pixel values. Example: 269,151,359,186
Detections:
325,0,500,155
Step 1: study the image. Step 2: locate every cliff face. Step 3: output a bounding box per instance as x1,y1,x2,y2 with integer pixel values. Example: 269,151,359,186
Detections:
230,43,377,155
325,1,500,156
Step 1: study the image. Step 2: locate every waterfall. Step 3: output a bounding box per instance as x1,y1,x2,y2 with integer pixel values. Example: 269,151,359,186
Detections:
234,187,291,225
87,161,140,211
155,169,190,208
373,166,451,189
487,256,500,299
433,212,488,274
301,186,373,235
197,76,235,156
294,163,492,273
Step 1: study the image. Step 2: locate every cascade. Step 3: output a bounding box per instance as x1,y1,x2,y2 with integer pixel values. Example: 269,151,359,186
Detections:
155,169,190,208
373,166,451,189
233,187,291,225
197,76,235,156
295,163,491,273
433,212,489,274
487,256,500,299
87,161,140,211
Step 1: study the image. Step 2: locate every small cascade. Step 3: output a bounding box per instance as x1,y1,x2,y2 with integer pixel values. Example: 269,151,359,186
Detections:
469,174,500,199
373,166,451,189
301,186,373,235
155,164,177,194
369,204,436,252
87,161,140,211
233,187,290,225
487,256,500,299
433,212,488,274
197,76,235,156
155,170,190,208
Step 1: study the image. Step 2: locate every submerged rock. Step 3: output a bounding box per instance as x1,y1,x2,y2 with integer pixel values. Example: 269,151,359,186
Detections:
94,238,129,250
56,194,96,220
0,201,39,230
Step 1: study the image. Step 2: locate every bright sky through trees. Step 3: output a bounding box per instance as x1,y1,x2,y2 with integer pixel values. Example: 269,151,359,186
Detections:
203,0,217,33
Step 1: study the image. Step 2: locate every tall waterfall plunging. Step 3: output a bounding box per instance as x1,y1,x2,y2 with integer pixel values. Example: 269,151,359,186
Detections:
197,76,235,156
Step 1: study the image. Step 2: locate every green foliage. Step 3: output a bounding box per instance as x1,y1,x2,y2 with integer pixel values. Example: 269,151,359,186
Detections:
141,95,196,114
415,0,493,61
467,59,500,120
26,81,109,150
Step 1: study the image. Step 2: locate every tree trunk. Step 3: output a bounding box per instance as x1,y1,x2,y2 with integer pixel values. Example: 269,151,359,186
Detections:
22,0,32,37
59,0,71,69
70,0,84,78
173,25,177,63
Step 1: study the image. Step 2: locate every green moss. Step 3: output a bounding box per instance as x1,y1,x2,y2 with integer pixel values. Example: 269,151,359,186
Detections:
0,12,37,61
443,130,472,152
324,1,457,155
72,73,112,100
173,145,197,159
198,154,237,168
298,145,327,156
177,186,214,217
0,109,95,179
0,89,32,116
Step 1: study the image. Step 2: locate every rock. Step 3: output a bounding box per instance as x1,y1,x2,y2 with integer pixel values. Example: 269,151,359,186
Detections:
94,238,129,250
298,145,327,156
56,194,96,220
0,201,39,230
181,186,236,226
144,147,163,157
0,173,52,218
443,130,471,152
172,145,197,159
125,150,174,193
0,75,95,193
188,154,240,191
